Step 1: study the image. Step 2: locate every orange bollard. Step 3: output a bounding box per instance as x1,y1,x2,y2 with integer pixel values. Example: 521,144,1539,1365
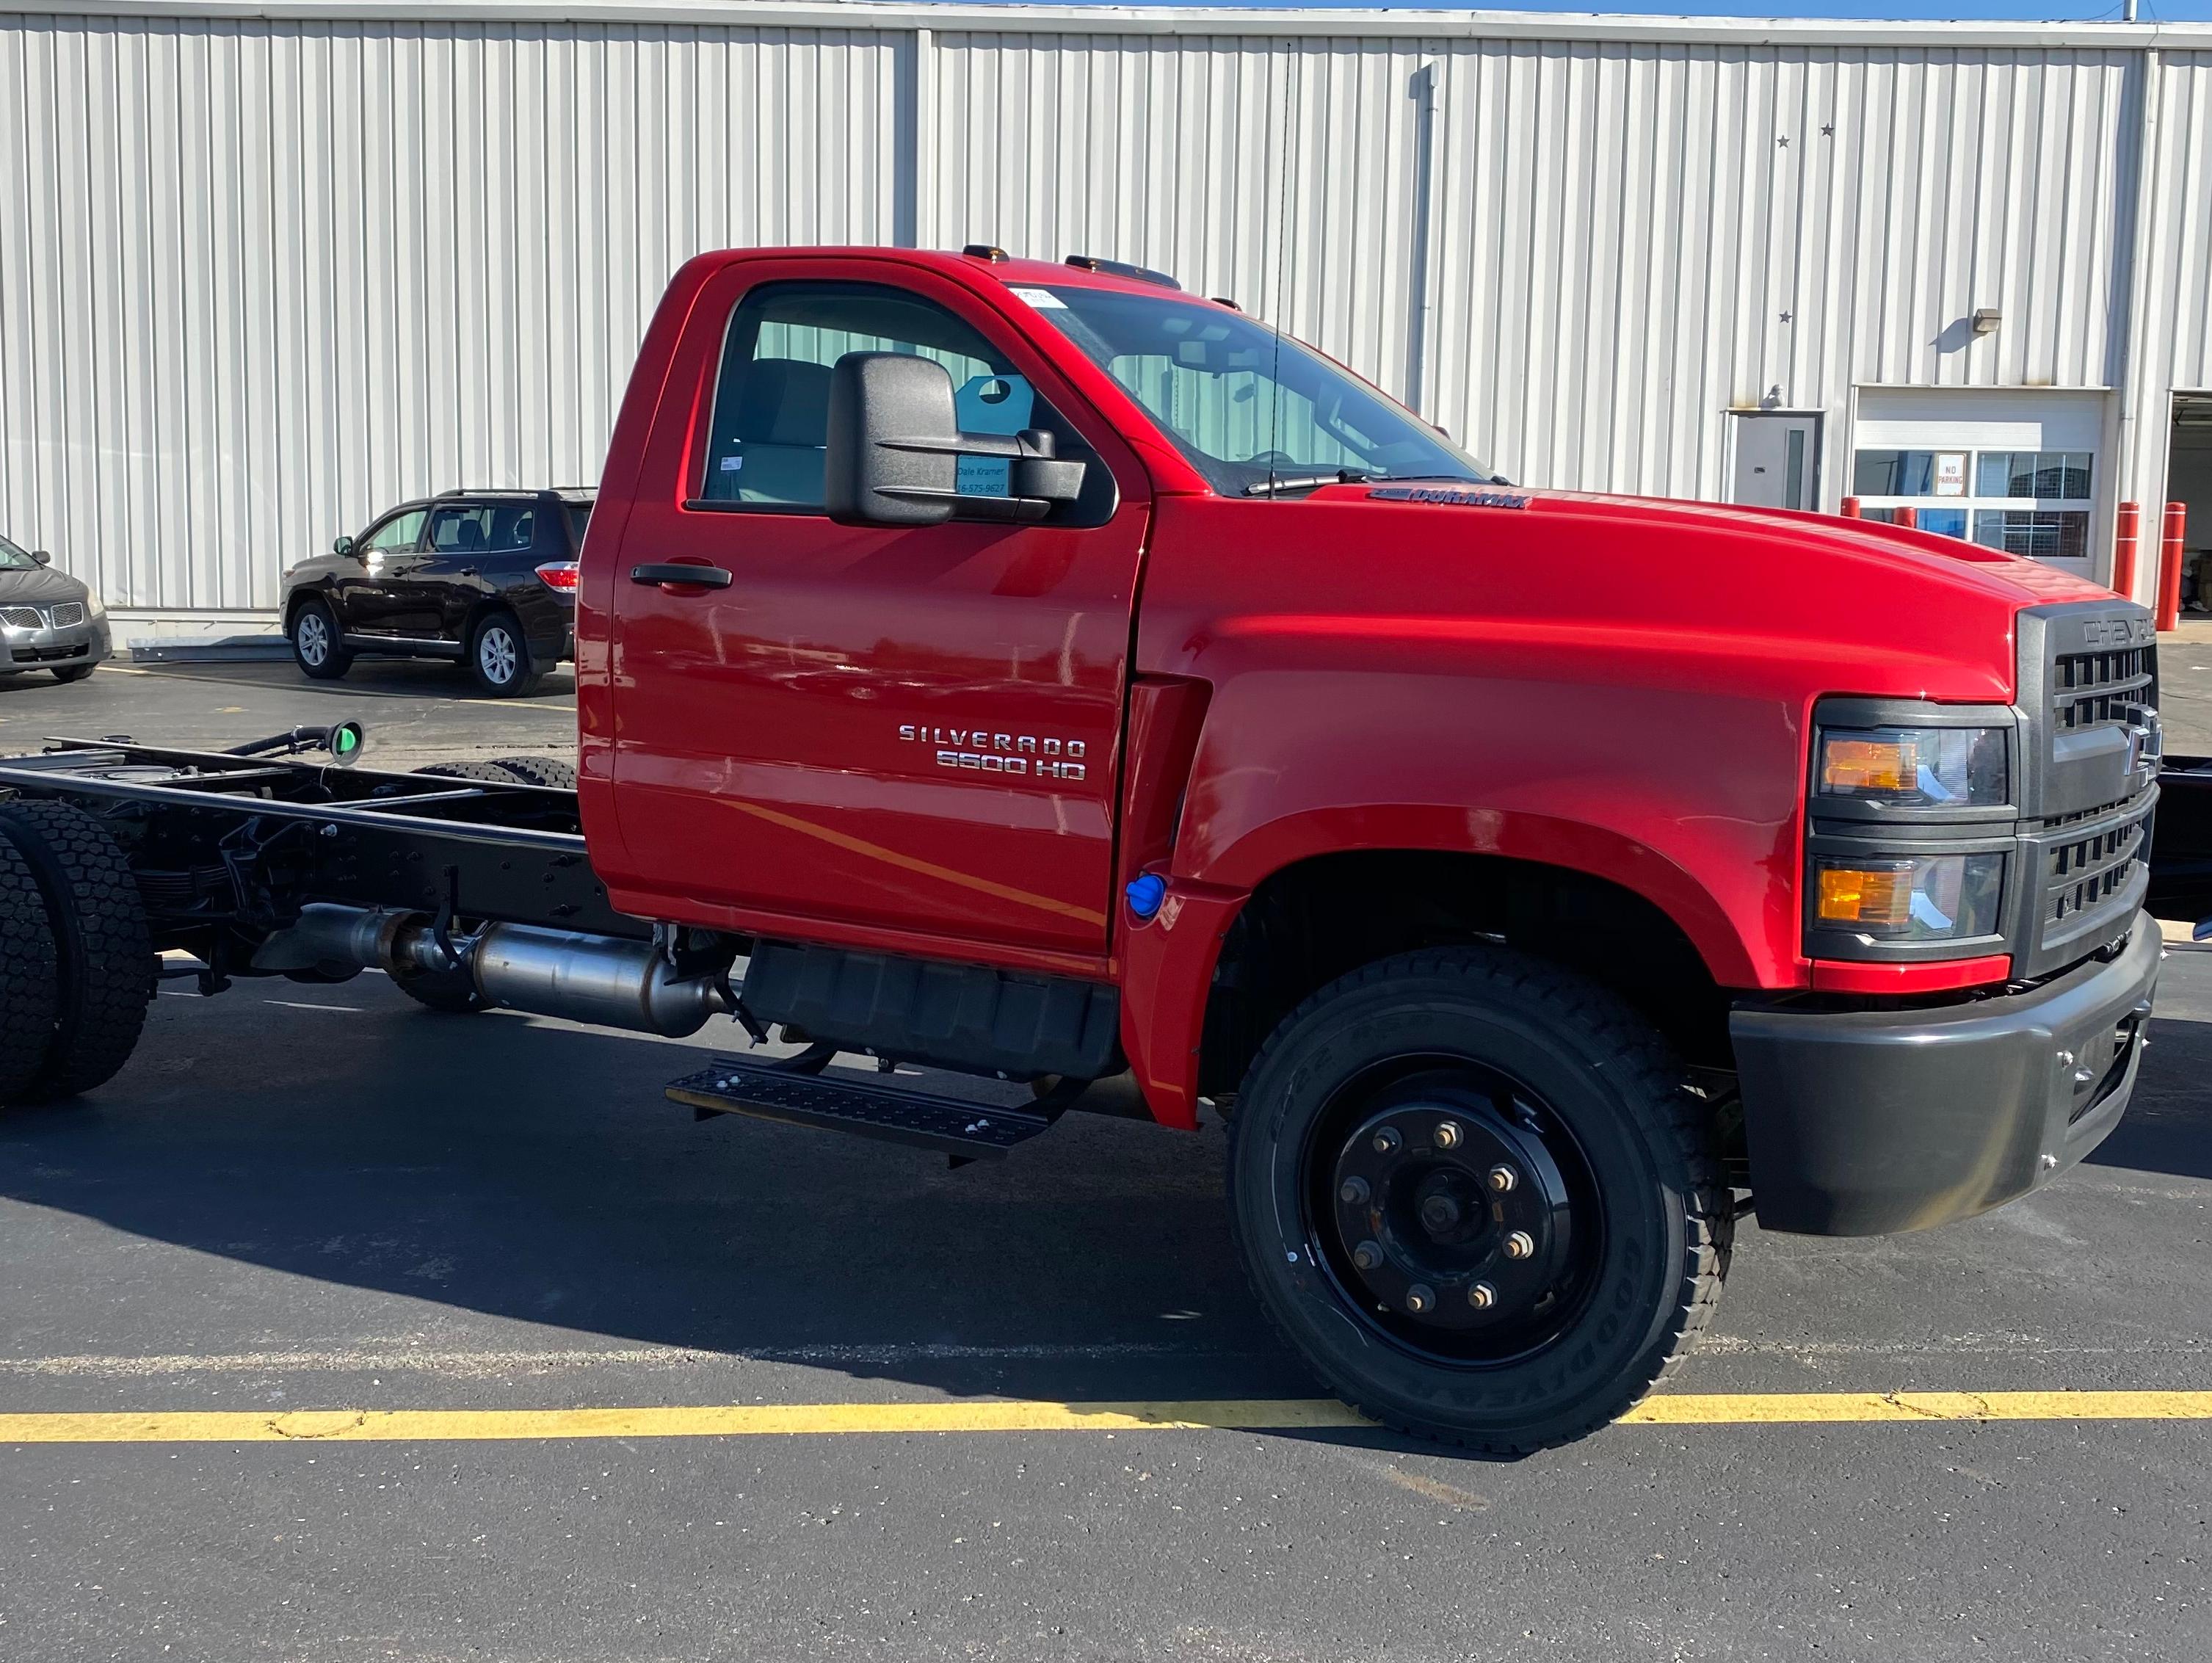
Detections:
2112,502,2140,601
1841,496,1862,518
2156,501,2187,631
1894,504,1917,529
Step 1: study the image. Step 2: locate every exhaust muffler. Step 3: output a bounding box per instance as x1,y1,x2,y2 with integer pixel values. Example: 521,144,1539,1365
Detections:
253,904,733,1037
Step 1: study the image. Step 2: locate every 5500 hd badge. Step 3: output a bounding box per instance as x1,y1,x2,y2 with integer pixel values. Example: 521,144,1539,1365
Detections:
898,725,1089,782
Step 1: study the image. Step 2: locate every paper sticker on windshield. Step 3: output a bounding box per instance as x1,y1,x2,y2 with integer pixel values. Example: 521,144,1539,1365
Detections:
1011,286,1067,309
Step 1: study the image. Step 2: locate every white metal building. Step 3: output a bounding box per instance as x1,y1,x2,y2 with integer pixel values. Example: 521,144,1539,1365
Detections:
4,1,2211,633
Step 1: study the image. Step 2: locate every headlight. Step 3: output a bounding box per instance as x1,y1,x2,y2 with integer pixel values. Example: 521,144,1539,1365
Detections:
1816,725,2007,808
1813,852,2006,942
84,590,106,620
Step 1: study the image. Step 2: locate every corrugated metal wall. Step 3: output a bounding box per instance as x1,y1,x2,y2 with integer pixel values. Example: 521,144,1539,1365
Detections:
1,7,2207,616
2141,52,2212,395
0,15,903,614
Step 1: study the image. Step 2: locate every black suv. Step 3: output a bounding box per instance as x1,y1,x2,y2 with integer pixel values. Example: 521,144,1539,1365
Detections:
281,489,590,696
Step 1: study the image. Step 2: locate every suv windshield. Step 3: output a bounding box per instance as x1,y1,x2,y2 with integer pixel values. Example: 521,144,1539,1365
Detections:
0,532,37,571
1020,284,1497,496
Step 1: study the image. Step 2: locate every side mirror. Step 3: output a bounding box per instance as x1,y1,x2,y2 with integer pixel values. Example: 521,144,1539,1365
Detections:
31,549,51,567
825,353,1087,529
332,534,356,558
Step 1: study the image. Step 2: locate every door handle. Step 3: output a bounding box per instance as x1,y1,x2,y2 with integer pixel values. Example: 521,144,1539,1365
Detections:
457,567,476,578
630,562,733,590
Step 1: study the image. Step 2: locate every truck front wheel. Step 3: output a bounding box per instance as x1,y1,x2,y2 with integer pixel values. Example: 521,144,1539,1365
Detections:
1226,947,1729,1454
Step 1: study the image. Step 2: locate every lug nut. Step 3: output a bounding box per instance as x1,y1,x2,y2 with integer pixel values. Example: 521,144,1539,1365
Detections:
1504,1230,1534,1260
1352,1240,1385,1272
1339,1176,1371,1206
1406,1283,1435,1314
1371,1126,1401,1155
1488,1164,1517,1193
1433,1120,1462,1149
1468,1282,1496,1309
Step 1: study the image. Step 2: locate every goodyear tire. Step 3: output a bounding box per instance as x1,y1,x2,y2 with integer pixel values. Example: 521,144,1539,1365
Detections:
0,834,62,1104
1226,946,1729,1454
487,756,577,791
0,798,155,1104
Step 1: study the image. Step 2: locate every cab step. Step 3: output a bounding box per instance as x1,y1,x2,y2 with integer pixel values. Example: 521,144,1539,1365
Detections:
666,1056,1057,1162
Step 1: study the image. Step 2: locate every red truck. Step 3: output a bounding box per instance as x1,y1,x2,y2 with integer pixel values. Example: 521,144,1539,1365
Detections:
0,247,2171,1452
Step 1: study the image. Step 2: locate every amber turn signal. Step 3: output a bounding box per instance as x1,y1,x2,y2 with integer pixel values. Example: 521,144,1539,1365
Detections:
1819,736,1913,794
1816,863,1914,929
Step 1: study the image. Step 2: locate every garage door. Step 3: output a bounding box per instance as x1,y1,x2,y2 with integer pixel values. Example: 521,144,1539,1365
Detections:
1850,389,2106,572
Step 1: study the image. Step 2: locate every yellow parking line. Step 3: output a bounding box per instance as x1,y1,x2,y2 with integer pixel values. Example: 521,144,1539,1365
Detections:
4,1391,2212,1444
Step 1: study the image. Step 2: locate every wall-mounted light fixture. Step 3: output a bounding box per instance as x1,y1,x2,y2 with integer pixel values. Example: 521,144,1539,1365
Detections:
1971,308,2003,336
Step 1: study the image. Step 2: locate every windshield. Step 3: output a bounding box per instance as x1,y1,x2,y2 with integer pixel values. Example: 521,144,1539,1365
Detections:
1019,284,1498,496
0,532,37,571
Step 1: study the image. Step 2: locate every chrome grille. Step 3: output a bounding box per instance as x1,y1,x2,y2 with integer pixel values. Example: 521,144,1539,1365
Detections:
0,606,43,629
47,601,84,627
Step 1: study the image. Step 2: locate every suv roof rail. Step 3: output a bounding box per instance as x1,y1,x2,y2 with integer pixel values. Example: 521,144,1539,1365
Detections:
1063,253,1181,291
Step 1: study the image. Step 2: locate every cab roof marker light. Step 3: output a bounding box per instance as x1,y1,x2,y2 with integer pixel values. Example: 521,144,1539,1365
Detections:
961,243,1008,263
1062,253,1183,291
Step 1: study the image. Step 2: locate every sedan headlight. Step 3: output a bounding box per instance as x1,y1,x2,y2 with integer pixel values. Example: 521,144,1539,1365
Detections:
1816,725,2008,808
1814,852,2006,943
84,589,106,620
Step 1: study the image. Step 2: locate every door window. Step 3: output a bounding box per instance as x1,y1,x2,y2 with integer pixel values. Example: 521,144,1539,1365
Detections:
363,509,426,553
698,281,1072,509
426,504,497,554
486,502,538,551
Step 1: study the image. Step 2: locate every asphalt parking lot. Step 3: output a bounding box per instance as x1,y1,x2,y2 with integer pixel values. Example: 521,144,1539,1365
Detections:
2,656,2210,1662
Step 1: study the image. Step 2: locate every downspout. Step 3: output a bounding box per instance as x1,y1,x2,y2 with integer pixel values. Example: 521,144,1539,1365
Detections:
2113,35,2164,604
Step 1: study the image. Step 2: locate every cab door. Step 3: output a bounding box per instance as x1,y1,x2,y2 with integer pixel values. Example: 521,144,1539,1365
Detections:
333,505,428,635
603,263,1151,964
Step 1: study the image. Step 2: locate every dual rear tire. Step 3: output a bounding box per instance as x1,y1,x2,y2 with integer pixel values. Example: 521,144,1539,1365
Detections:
0,799,155,1106
1226,947,1730,1454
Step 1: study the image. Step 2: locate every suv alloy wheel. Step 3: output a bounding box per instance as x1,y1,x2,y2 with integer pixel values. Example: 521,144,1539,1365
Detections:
468,612,543,698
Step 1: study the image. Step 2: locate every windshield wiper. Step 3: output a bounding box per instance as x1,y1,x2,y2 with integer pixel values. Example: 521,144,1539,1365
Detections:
1243,468,1373,497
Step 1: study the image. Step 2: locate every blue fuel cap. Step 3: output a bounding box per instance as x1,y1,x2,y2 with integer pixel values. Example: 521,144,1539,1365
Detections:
1125,873,1168,921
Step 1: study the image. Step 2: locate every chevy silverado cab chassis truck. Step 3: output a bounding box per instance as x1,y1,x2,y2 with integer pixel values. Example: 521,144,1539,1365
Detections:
0,248,2177,1452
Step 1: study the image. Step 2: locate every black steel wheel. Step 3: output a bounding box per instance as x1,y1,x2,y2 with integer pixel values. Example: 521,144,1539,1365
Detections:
487,755,578,791
289,596,352,680
466,612,544,698
1227,946,1729,1454
0,833,62,1104
0,798,155,1104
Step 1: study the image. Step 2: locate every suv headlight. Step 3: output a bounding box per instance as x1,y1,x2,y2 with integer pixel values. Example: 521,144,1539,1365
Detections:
1816,725,2008,808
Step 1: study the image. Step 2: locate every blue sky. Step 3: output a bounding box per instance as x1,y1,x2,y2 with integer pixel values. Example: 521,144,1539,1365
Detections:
1007,0,2212,21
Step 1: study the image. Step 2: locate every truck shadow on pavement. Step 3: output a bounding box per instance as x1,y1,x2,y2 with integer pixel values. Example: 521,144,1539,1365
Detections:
2084,1006,2212,1183
3,977,2208,1417
0,976,1311,1406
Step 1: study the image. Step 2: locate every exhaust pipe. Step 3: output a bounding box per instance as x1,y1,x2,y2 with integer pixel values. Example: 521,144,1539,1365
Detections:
253,904,733,1037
